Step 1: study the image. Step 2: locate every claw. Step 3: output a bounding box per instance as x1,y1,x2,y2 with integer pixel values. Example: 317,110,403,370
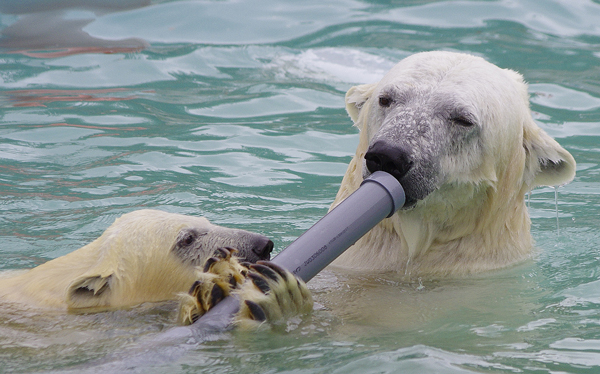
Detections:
256,261,289,282
190,313,201,324
239,262,251,277
244,300,266,322
210,284,225,307
223,246,237,253
228,274,238,288
214,247,231,259
188,280,202,295
249,263,279,281
203,257,218,272
248,272,270,294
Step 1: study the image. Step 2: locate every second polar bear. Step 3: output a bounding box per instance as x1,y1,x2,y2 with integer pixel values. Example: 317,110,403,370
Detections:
331,51,576,276
0,209,274,311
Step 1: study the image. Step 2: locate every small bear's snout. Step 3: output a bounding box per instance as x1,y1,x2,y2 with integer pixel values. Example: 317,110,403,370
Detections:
252,236,274,261
365,140,413,182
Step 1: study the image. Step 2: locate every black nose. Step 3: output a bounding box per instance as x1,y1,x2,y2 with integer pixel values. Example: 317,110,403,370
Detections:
365,140,413,181
253,237,274,261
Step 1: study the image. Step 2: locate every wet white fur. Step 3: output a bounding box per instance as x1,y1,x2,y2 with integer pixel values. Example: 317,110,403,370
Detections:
331,51,576,277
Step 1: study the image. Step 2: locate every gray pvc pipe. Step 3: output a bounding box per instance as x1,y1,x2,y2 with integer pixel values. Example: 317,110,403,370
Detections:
188,171,405,334
274,170,405,282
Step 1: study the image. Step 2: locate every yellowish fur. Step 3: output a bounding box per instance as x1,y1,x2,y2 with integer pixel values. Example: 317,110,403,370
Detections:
177,251,313,329
0,210,249,311
235,268,313,329
177,248,248,325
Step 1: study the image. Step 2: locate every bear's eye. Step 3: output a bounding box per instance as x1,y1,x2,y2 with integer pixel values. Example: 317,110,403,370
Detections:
178,232,197,247
182,234,195,246
379,96,393,108
184,234,195,245
452,116,476,128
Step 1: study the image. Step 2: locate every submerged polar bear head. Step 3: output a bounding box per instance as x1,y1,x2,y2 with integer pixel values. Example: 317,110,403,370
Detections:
333,51,576,275
0,209,273,310
65,209,274,309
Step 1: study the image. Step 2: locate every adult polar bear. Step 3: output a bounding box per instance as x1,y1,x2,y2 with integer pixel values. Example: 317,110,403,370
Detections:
330,51,575,277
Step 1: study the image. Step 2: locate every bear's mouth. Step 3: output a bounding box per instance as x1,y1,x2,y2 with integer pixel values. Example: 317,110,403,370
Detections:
363,139,440,210
400,196,418,209
234,235,273,263
361,168,420,210
362,159,420,210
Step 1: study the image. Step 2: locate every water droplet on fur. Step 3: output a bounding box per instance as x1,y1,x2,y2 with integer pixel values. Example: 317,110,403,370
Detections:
416,277,425,291
554,186,560,235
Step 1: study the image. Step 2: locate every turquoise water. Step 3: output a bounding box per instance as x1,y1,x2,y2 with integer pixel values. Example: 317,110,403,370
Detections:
1,0,600,372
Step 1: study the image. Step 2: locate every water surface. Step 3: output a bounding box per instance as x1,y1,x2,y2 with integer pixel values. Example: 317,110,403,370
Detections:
1,0,600,372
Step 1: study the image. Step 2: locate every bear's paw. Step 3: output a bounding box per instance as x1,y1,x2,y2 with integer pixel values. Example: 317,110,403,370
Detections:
177,248,313,328
177,247,248,325
234,261,313,330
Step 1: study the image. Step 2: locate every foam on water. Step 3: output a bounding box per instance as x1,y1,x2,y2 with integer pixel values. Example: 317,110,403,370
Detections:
268,48,397,84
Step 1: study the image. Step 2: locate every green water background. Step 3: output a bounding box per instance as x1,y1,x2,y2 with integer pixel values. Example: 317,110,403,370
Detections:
1,0,600,372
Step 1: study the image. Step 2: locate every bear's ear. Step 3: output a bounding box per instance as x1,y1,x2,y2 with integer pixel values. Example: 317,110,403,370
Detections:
345,83,377,123
523,126,576,188
66,274,113,309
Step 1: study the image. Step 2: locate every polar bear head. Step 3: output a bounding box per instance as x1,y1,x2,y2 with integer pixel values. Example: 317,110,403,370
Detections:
333,51,576,275
61,209,273,309
345,51,575,209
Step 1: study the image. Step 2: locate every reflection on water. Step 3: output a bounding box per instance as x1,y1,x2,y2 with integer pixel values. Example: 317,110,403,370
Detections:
0,0,149,57
3,88,139,107
0,0,600,372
